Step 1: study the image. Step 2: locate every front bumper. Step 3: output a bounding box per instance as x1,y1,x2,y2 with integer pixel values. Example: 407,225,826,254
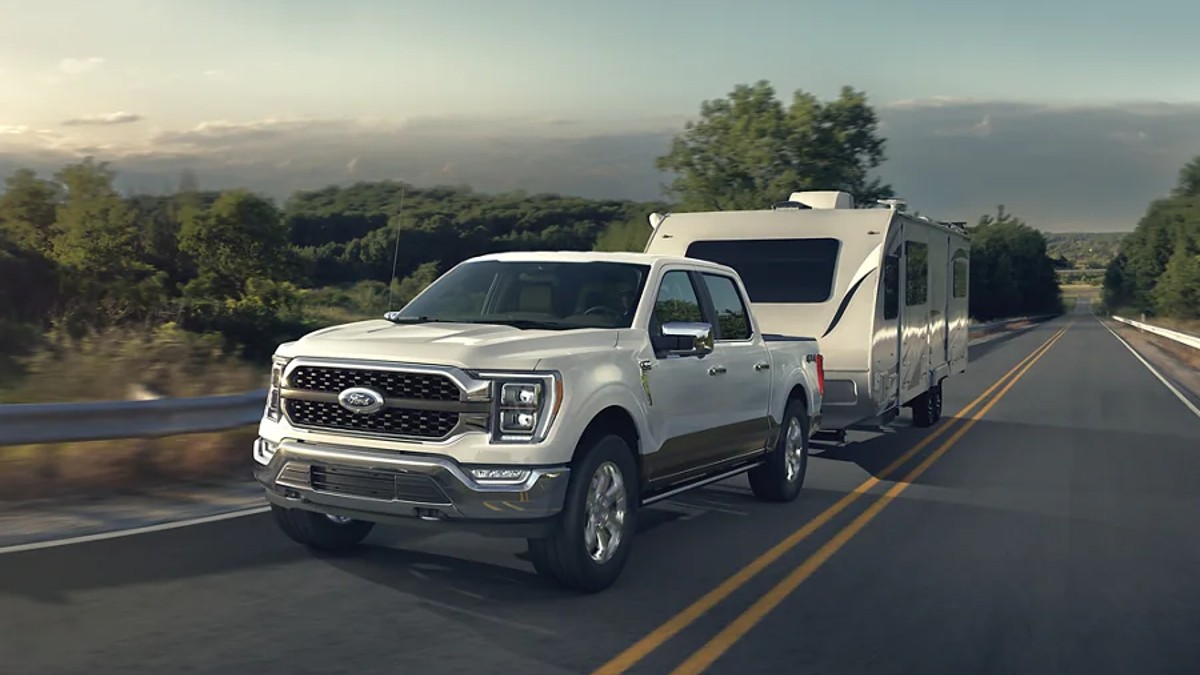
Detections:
254,438,571,538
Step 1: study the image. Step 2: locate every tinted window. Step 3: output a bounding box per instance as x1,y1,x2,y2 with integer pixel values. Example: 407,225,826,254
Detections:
685,238,840,303
701,274,752,340
882,254,899,320
952,254,968,298
396,260,649,329
905,241,928,306
653,270,704,327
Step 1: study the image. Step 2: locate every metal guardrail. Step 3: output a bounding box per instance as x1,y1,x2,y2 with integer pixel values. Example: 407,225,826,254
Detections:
1112,316,1200,351
0,314,1059,447
0,390,266,447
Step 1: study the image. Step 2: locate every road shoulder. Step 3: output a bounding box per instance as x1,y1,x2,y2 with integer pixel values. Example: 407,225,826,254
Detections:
1101,316,1200,409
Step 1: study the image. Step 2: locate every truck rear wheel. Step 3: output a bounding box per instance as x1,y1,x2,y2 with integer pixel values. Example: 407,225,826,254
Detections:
271,504,374,551
527,433,639,593
749,398,810,503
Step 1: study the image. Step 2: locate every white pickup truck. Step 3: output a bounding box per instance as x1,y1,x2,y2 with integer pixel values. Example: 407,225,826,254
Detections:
253,251,825,592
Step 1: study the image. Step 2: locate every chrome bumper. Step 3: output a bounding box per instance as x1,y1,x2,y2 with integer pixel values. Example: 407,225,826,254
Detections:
254,438,571,537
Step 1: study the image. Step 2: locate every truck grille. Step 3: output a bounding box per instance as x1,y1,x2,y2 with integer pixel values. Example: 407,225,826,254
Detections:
287,365,460,401
310,465,451,504
284,399,458,439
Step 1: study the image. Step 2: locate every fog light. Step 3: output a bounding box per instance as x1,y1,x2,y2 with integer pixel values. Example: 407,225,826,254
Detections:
253,437,278,465
470,467,532,482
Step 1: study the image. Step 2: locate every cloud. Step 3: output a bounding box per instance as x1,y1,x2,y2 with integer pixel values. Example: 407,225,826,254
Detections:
61,111,145,127
58,56,105,75
0,125,29,135
3,101,1200,231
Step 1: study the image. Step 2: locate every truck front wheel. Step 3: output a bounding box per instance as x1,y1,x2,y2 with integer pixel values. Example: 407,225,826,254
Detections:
527,433,639,593
271,504,374,551
749,398,810,503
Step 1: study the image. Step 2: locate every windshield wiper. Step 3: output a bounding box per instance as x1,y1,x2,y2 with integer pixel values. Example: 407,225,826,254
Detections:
383,312,445,324
454,318,575,330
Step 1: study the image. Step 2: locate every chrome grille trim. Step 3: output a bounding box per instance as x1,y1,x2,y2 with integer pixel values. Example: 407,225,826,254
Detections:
277,358,492,442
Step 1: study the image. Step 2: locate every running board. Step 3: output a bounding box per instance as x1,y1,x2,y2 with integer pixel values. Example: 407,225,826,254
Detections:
641,462,762,506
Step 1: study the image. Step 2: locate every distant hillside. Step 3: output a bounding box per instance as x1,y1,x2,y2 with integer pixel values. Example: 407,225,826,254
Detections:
1044,232,1128,270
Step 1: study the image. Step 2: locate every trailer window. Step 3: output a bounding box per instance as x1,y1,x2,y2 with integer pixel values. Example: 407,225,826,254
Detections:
952,252,968,298
883,254,899,320
684,238,840,303
905,241,928,306
701,273,752,340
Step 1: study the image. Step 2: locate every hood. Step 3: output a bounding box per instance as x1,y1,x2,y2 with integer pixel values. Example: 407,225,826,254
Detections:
278,319,620,371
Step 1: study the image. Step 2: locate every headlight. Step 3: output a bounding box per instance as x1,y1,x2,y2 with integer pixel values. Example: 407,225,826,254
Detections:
472,371,562,443
265,355,290,422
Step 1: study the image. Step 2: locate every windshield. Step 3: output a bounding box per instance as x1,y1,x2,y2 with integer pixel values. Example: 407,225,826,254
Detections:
393,260,650,329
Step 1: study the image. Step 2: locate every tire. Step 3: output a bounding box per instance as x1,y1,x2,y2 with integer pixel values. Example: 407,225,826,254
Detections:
910,383,942,427
527,433,639,593
748,398,810,503
271,504,374,551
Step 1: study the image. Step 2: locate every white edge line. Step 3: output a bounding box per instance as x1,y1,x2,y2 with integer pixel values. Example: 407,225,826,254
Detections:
0,505,270,555
1099,317,1200,420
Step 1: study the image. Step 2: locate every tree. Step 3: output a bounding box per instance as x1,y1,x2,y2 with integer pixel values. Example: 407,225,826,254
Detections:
0,169,62,254
656,80,893,211
1152,243,1200,318
179,189,291,297
1172,156,1200,198
968,205,1063,320
50,158,146,279
1104,154,1200,315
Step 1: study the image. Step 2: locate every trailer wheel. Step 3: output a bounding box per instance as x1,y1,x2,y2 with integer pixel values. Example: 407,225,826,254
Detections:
749,398,810,503
911,383,943,427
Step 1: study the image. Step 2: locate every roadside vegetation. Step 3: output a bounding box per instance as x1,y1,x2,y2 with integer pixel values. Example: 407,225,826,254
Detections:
1102,156,1200,323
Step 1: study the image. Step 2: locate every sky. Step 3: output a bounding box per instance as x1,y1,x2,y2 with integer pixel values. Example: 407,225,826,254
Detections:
2,0,1200,232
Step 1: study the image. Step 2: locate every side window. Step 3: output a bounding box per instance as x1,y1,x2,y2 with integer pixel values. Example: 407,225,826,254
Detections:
952,253,968,298
905,241,928,306
882,254,899,320
701,273,752,340
652,270,704,328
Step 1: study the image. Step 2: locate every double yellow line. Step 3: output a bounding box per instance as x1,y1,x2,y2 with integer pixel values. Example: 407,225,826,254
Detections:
593,322,1072,675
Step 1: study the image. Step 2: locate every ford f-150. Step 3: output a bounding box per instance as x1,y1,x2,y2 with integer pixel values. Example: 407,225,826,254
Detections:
253,251,825,592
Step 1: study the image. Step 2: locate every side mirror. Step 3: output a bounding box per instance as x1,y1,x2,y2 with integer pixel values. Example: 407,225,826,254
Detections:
658,322,714,357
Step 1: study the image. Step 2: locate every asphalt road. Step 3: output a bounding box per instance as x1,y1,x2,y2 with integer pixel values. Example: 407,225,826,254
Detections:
3,306,1199,675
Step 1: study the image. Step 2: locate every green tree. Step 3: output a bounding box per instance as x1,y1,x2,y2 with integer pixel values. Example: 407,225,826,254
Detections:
968,205,1063,320
1152,242,1200,318
0,169,62,254
656,80,893,211
50,158,145,278
179,189,291,297
1104,154,1200,316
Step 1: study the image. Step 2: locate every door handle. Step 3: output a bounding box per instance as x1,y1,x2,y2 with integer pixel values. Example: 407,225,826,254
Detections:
754,362,770,371
708,365,727,376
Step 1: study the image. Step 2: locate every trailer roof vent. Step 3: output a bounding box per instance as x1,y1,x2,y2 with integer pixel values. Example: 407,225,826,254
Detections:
789,191,855,209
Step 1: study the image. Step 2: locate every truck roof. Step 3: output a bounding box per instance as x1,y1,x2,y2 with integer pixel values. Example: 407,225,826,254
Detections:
469,249,731,271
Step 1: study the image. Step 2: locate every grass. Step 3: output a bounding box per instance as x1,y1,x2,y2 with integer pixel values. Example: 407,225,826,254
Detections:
0,427,257,503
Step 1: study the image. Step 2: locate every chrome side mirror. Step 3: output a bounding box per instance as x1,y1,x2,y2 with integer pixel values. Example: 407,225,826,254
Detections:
659,322,714,357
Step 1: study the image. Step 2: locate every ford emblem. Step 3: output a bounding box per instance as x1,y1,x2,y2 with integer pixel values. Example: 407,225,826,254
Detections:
337,387,386,414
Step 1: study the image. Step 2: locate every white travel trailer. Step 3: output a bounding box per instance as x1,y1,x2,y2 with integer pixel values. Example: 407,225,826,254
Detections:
642,191,971,439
